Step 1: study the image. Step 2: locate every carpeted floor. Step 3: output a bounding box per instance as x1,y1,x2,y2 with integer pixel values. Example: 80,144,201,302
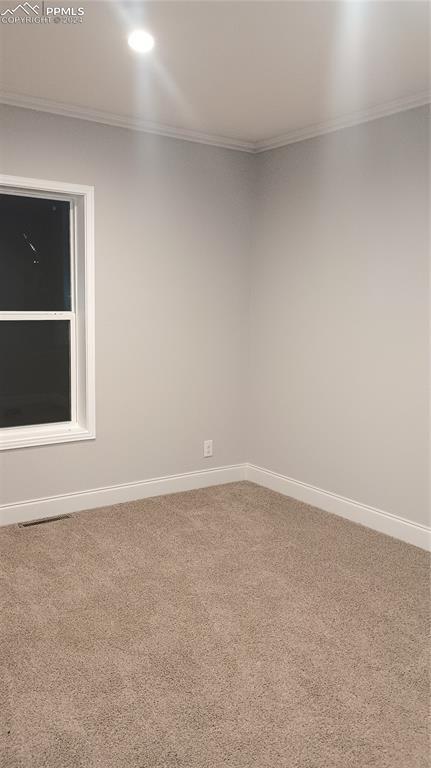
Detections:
0,481,429,768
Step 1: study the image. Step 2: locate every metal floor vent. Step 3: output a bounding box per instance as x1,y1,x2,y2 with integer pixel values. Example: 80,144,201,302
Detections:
18,514,73,528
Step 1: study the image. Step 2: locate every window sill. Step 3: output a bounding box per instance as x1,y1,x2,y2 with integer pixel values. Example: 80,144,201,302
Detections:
0,422,95,451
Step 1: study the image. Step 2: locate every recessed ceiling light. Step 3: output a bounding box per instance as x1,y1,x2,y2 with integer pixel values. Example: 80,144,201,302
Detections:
128,29,155,54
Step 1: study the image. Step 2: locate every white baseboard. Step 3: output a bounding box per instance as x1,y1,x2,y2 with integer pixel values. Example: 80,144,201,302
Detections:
0,464,246,527
246,464,431,551
2,461,428,551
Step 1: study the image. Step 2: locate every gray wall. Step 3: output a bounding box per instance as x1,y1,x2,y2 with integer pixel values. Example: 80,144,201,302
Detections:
0,105,252,505
249,107,430,525
1,105,429,528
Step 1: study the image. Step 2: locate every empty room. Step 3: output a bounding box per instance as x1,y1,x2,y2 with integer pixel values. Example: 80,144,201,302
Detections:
0,2,429,766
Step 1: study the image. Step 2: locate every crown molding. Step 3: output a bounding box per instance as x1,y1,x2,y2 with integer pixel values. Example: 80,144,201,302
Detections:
254,91,431,153
0,91,256,153
0,89,429,155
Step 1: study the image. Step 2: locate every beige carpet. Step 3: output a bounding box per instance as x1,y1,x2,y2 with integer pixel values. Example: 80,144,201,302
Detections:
0,481,429,768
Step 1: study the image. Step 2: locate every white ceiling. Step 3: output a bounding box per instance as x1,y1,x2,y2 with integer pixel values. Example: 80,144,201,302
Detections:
0,1,429,151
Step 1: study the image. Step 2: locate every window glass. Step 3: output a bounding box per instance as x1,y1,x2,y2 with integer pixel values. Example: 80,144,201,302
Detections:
0,194,71,311
0,320,71,428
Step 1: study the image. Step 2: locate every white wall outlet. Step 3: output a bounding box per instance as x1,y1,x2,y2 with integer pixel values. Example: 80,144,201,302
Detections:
203,439,213,458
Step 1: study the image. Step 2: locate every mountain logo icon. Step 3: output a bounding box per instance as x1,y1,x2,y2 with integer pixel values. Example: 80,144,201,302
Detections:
1,3,39,15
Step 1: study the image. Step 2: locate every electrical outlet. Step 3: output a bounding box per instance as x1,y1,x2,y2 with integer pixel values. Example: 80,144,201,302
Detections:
203,439,213,458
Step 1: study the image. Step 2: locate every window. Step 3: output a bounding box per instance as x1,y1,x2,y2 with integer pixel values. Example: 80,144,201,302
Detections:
0,175,95,450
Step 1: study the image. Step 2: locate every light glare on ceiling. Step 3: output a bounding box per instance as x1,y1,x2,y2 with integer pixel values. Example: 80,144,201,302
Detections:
128,30,155,54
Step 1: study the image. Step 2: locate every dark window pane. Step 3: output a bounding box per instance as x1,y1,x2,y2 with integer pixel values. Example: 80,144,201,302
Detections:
0,194,70,310
0,321,71,428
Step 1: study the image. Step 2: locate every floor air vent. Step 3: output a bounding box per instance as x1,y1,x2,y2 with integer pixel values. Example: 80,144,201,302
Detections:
18,514,73,528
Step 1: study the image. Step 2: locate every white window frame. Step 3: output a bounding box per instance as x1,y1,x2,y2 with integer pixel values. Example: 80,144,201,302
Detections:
0,175,95,450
